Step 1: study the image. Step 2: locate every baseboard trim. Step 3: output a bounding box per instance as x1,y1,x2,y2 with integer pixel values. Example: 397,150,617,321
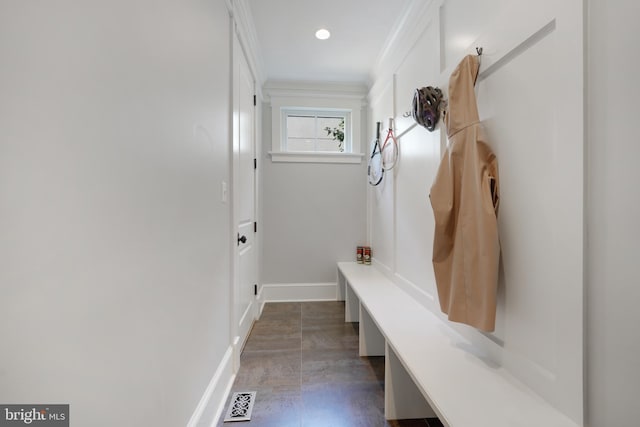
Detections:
260,282,338,302
186,346,235,427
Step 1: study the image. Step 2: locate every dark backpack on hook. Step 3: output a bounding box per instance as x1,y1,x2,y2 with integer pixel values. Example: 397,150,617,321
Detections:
412,86,443,132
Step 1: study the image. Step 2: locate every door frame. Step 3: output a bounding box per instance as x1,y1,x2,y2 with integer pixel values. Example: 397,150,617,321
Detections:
230,26,259,370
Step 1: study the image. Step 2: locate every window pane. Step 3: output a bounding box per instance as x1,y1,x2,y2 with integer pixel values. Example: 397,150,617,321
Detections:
317,116,343,137
287,116,315,139
316,138,342,152
318,116,344,152
287,138,315,151
282,109,350,153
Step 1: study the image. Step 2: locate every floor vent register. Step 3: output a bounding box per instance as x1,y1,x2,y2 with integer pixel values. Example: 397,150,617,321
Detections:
223,391,257,422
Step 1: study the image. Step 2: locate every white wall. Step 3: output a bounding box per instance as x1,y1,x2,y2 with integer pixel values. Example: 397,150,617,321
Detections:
368,0,583,423
0,1,232,426
586,1,640,426
261,157,367,281
261,85,367,289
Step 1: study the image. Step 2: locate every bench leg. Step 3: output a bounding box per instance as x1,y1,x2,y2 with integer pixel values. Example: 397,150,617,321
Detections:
336,269,346,301
385,343,437,420
345,283,359,323
359,304,385,356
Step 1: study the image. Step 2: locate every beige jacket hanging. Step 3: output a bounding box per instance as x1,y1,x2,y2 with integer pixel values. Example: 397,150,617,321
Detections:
429,55,500,332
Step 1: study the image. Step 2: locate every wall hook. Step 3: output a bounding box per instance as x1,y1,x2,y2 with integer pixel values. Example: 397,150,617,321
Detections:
476,46,483,56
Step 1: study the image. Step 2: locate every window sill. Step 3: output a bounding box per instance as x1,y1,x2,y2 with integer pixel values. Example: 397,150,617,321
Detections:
268,151,364,164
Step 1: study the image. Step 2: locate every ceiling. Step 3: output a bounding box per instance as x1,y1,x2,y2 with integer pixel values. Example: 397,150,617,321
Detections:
247,0,413,85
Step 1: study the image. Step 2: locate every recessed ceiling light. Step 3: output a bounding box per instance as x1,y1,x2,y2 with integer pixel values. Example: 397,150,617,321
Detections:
315,29,331,40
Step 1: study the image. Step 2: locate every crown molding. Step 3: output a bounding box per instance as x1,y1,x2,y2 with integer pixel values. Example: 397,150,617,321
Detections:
264,81,368,104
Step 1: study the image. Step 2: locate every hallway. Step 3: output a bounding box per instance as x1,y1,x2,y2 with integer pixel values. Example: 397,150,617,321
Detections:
218,302,443,426
2,1,639,425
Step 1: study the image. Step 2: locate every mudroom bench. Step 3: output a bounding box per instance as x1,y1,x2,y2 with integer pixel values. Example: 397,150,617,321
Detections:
336,261,580,427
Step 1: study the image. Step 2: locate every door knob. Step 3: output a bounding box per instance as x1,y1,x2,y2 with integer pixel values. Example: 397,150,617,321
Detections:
237,234,247,245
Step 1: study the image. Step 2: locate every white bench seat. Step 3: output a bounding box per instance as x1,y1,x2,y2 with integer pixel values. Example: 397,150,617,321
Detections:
337,262,580,427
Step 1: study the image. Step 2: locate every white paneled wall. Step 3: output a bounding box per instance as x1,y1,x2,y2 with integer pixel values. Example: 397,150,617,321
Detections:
586,1,640,426
440,0,508,73
391,11,441,305
368,81,396,276
368,0,583,423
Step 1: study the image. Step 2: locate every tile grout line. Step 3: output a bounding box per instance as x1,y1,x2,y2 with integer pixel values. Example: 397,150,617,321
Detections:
299,303,304,427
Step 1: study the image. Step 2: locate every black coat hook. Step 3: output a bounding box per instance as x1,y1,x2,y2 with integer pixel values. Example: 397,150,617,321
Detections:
476,47,483,56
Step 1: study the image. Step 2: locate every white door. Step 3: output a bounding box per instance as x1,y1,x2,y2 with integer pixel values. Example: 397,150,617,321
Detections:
232,33,257,357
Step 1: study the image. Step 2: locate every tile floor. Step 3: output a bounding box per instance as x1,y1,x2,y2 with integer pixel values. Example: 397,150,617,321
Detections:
217,301,444,427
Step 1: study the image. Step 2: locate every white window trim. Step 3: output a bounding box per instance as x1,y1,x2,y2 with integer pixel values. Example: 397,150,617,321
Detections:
268,92,364,164
269,151,364,163
281,108,351,153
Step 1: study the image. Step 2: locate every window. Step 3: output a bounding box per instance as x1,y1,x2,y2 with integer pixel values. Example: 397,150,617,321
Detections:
283,109,350,153
267,87,365,164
